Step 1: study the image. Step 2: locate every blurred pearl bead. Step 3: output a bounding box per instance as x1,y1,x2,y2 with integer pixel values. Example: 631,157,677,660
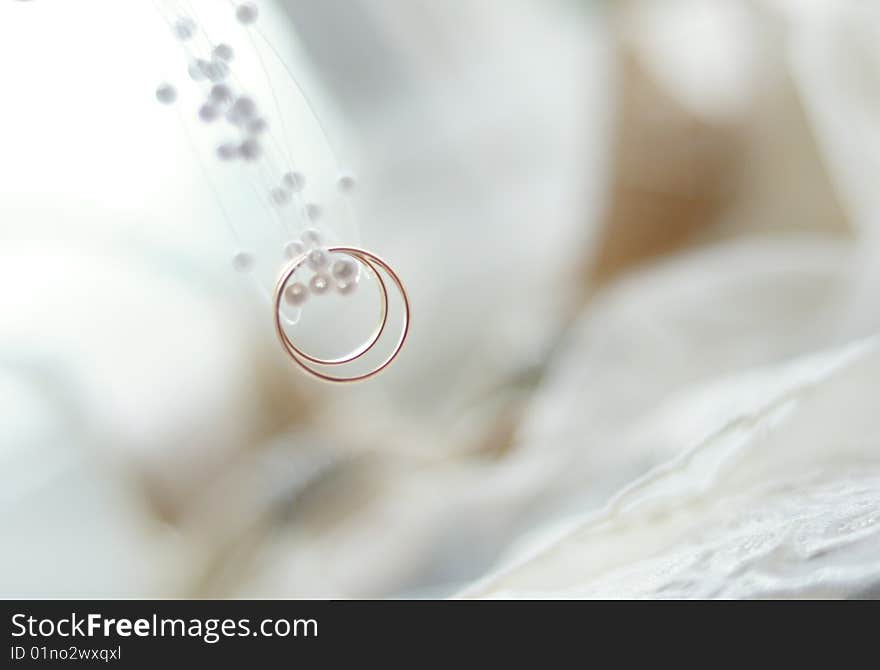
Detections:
282,171,305,192
301,229,322,249
212,43,234,62
337,173,356,192
307,249,328,270
235,96,256,117
305,203,322,221
236,3,258,24
198,103,219,123
232,251,254,272
309,274,330,295
270,187,290,206
247,117,268,135
202,60,229,82
173,17,196,41
155,83,177,104
336,279,357,296
217,142,238,161
331,258,357,281
284,240,305,259
210,84,233,105
227,96,256,125
239,138,261,161
284,282,308,306
188,60,208,81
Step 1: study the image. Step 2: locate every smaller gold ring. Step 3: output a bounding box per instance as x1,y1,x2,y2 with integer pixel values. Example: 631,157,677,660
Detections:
272,246,410,383
275,250,389,366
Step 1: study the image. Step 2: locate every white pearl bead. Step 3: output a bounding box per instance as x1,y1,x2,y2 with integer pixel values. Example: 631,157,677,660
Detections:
337,173,357,192
307,249,328,270
231,251,254,272
305,203,322,221
202,60,229,82
239,138,261,161
301,229,322,249
270,187,290,206
336,279,357,296
173,17,196,41
246,117,268,135
212,43,234,62
284,282,308,306
217,142,238,161
198,103,219,123
284,240,305,259
210,84,233,105
188,59,208,81
331,258,357,281
309,274,331,295
236,3,259,24
155,83,177,104
282,171,305,192
236,97,257,117
226,96,256,125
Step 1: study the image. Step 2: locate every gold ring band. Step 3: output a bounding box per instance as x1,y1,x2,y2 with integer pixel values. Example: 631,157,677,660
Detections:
276,250,390,366
273,246,410,383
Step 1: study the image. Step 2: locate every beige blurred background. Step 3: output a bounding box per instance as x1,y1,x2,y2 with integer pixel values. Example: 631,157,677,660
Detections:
2,0,880,598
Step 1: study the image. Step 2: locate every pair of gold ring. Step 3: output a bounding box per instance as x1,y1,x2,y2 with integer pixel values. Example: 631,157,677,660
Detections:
272,246,410,383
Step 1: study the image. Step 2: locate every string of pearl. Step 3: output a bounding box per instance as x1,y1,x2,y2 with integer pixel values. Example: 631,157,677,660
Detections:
152,1,363,305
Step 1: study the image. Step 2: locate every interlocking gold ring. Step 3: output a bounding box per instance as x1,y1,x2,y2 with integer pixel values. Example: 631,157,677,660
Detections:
273,246,410,383
278,251,390,366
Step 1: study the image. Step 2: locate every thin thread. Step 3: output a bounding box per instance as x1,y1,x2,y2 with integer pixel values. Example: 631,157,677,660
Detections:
174,106,242,246
253,24,362,245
